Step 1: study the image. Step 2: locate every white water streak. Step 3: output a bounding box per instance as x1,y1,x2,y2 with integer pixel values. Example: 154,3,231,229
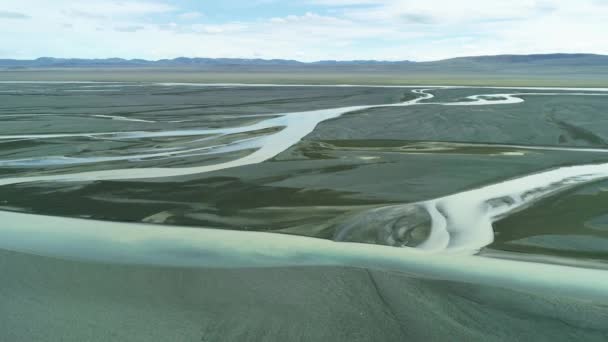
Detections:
416,163,608,253
1,209,608,302
1,89,606,181
0,90,430,182
1,86,608,260
92,115,156,123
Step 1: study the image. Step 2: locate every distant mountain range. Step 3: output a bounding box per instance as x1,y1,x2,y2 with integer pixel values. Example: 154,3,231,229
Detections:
1,53,607,69
2,53,607,86
0,56,408,68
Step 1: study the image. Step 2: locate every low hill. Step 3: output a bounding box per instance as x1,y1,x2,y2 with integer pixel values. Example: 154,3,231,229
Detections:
1,54,607,86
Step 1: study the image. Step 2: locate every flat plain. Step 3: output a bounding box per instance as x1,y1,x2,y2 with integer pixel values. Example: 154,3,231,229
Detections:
2,80,608,341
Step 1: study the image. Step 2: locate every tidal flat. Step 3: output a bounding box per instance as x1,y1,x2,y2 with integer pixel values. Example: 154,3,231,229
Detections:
2,82,608,341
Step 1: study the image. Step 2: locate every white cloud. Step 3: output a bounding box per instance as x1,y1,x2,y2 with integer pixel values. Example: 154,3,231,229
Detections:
0,10,30,19
179,11,203,20
305,0,608,60
191,23,247,34
115,25,146,32
335,0,553,23
3,0,176,20
0,0,607,61
68,1,176,16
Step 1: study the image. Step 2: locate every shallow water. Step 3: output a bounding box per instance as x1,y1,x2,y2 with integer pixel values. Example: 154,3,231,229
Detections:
2,82,608,341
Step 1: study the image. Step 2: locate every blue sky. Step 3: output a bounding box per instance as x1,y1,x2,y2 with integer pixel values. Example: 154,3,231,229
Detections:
1,0,607,61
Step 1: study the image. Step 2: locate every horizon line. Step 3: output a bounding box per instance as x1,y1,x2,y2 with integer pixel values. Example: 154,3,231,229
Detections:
1,52,606,64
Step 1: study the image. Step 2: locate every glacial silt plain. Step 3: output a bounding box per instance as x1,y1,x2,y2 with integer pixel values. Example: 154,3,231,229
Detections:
2,80,608,341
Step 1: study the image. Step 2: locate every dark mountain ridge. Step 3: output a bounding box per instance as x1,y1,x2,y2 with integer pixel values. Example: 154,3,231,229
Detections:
2,53,606,69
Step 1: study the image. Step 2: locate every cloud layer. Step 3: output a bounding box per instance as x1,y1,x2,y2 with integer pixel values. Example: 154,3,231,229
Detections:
0,0,606,61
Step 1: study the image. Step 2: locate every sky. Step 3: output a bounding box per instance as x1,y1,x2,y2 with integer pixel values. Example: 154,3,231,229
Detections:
0,0,607,61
